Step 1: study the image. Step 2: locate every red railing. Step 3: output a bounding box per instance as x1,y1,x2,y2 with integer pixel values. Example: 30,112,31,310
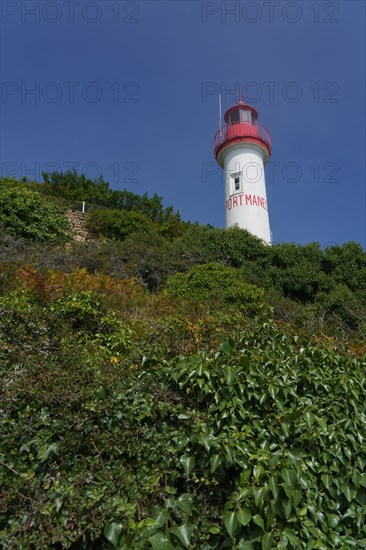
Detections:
214,121,272,157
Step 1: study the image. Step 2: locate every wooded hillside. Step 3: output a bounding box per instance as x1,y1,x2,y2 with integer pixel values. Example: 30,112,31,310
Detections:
0,173,365,549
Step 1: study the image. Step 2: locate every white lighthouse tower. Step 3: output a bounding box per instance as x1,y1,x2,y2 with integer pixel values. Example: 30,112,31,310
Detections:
214,100,272,244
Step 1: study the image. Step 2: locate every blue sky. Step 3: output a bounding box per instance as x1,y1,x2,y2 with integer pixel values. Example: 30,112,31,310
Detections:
1,0,365,247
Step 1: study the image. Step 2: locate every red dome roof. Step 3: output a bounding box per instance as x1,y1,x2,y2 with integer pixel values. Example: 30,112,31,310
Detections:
224,100,259,123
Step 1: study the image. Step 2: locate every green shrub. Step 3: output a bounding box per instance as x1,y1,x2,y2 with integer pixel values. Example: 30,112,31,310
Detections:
86,208,154,240
316,284,364,331
0,185,69,243
0,266,365,548
166,262,265,313
173,225,270,267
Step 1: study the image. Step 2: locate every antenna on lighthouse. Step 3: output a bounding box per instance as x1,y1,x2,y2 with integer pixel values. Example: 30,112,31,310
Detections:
219,93,222,137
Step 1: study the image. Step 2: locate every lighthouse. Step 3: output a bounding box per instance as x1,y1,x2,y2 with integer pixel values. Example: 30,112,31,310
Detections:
214,100,272,244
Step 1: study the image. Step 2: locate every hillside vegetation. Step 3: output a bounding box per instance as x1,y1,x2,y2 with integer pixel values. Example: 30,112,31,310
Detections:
0,173,365,549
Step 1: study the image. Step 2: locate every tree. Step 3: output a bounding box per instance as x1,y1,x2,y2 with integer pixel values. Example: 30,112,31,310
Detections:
0,185,69,243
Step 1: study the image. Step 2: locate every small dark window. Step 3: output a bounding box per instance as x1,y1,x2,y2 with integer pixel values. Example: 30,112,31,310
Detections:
234,176,240,190
230,110,240,123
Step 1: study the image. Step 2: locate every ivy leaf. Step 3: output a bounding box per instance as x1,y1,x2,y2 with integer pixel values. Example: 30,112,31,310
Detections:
321,474,332,491
253,514,265,531
236,508,251,526
199,433,215,451
238,542,254,550
223,365,237,385
149,532,175,550
304,411,315,428
180,455,195,477
54,497,63,513
262,532,273,550
104,523,123,548
292,488,302,508
219,339,235,355
327,515,339,528
283,528,299,545
176,494,193,516
283,484,292,500
253,464,265,481
281,468,297,485
176,436,189,450
268,385,278,399
171,523,193,548
40,442,60,463
268,476,279,499
210,454,221,473
224,510,239,537
341,484,357,502
151,509,170,528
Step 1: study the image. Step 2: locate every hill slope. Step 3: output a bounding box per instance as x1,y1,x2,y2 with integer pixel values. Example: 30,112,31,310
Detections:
0,172,365,548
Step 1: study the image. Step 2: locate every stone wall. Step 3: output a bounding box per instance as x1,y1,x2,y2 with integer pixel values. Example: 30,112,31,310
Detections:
66,210,93,243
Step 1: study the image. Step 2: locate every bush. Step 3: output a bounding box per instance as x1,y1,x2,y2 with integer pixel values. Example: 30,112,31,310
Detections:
86,208,154,240
0,185,69,243
0,264,365,548
173,225,270,267
166,262,265,314
316,284,364,331
40,170,182,224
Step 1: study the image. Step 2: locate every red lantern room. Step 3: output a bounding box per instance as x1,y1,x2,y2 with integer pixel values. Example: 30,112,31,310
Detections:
214,100,272,166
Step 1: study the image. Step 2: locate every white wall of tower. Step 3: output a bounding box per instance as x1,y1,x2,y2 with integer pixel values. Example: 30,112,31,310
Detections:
222,143,271,244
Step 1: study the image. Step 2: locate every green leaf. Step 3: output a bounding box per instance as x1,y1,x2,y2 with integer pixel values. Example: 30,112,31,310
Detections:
223,365,237,385
172,523,193,548
151,509,170,529
224,510,239,537
327,515,339,528
238,542,254,550
177,494,193,516
292,488,302,508
268,476,279,499
262,532,273,550
200,433,215,451
40,442,60,463
236,508,251,526
219,339,235,355
104,523,123,548
96,386,106,399
180,455,195,477
224,445,235,464
253,464,265,481
283,484,292,499
210,454,221,473
54,497,63,513
253,514,265,531
283,528,299,545
341,484,357,502
281,468,297,485
284,500,292,520
304,411,315,428
176,436,189,450
149,532,175,550
268,385,278,399
253,486,266,508
321,474,332,491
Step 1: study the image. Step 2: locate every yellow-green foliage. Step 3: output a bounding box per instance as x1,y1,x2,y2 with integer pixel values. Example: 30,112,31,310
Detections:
0,184,69,243
166,262,265,314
